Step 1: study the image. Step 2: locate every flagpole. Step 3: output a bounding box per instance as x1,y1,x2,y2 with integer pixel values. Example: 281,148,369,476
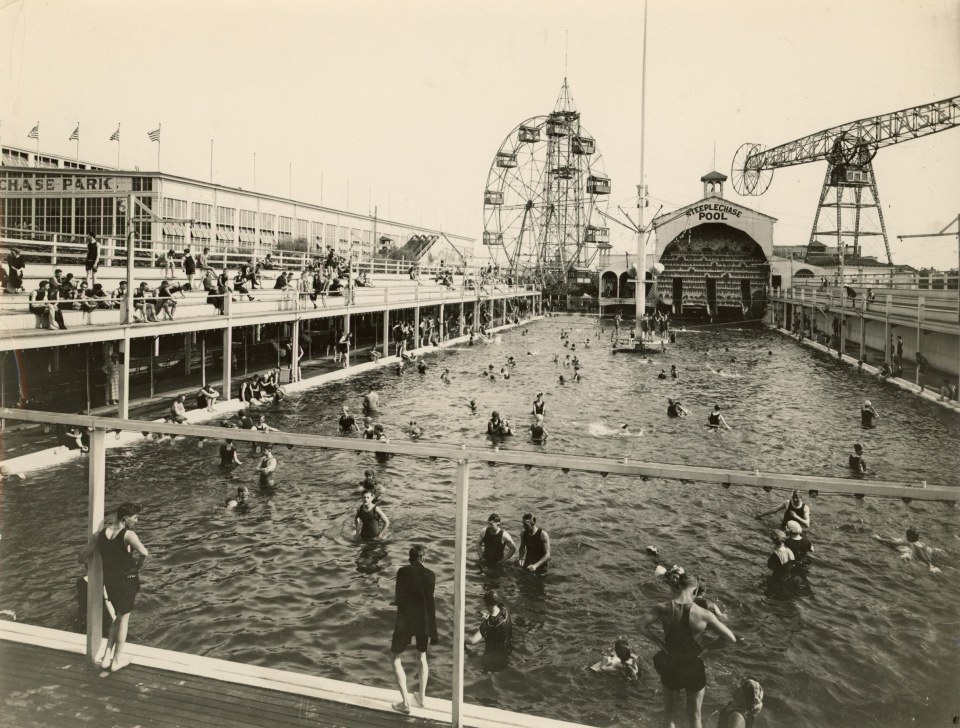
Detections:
76,123,80,163
157,124,161,170
117,124,121,169
210,139,213,183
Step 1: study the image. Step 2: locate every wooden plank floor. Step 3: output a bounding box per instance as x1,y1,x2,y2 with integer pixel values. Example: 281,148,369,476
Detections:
0,639,441,728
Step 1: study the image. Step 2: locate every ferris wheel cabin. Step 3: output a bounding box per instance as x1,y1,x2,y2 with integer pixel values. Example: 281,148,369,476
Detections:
484,189,504,206
552,165,575,180
587,174,611,195
483,231,504,246
518,125,540,143
572,136,595,155
495,152,518,169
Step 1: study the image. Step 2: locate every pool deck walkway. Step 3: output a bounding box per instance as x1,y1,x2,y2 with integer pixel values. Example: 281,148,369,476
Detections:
0,622,589,728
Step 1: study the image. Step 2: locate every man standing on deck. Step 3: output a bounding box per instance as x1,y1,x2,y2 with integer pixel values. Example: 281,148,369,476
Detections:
639,573,737,728
390,544,438,714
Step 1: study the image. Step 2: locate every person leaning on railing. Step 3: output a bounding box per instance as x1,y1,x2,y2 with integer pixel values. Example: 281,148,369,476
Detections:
133,282,159,323
5,247,26,293
299,269,318,309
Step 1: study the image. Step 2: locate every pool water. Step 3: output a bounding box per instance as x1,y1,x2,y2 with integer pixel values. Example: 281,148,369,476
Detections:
1,317,958,728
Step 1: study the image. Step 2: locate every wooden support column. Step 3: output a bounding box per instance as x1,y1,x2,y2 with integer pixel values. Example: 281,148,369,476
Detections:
291,318,300,382
223,326,233,401
859,298,866,362
916,296,924,386
451,458,470,728
382,309,391,358
884,294,892,365
85,428,106,664
439,302,445,342
413,304,420,350
459,301,465,337
343,312,351,367
183,333,193,376
118,331,131,419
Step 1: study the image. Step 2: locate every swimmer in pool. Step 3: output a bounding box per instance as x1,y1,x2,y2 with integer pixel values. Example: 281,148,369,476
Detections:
219,438,242,466
667,399,689,418
716,679,764,728
874,527,945,573
501,367,510,380
339,407,360,434
417,359,427,375
225,485,249,509
530,414,548,443
258,446,277,487
487,411,513,437
670,365,679,379
589,639,639,679
707,405,731,430
440,369,451,383
362,387,380,414
469,399,478,413
558,375,566,385
848,443,866,474
407,420,423,439
860,400,879,427
658,369,667,380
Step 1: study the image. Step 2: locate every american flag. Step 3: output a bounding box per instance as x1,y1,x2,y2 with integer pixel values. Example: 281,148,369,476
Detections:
69,125,79,141
109,126,120,142
27,123,38,139
147,127,161,143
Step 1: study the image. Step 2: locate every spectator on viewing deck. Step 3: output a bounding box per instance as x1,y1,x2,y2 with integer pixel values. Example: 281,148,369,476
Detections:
233,267,257,299
156,280,178,320
196,247,215,272
390,544,437,714
299,269,318,308
261,252,276,270
5,247,26,292
133,282,158,322
111,280,128,305
408,263,422,285
84,235,101,287
161,248,177,279
30,280,67,330
77,502,148,673
169,394,188,424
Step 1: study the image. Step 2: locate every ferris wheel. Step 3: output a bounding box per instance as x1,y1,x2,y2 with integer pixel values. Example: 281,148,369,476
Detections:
482,86,611,283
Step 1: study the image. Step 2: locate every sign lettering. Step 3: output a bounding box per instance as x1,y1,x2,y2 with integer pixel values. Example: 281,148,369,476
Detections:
686,202,744,222
0,174,134,196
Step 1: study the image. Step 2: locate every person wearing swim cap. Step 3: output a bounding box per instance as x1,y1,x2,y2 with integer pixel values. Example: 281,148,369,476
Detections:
77,502,148,672
716,678,764,728
756,489,811,530
476,513,517,567
874,527,945,573
783,521,814,561
639,572,736,728
860,399,879,428
532,392,546,416
466,590,513,652
767,530,795,575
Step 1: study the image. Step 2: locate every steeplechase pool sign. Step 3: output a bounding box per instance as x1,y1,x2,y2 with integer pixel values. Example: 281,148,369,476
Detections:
686,202,744,221
0,173,133,196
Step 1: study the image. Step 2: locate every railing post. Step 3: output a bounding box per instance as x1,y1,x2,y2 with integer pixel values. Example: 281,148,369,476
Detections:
451,458,470,728
52,234,58,265
859,298,866,362
884,294,892,365
223,325,233,400
916,296,924,386
118,331,131,420
85,428,107,664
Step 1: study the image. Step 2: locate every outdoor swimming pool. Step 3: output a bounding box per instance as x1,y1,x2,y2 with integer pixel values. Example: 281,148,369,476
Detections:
1,317,957,727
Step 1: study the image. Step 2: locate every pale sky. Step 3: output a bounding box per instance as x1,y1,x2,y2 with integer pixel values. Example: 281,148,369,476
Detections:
2,0,959,268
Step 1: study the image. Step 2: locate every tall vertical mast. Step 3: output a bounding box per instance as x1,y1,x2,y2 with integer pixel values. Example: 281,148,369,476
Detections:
635,0,649,320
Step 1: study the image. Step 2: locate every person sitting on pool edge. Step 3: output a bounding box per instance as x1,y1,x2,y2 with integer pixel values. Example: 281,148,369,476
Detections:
874,527,945,574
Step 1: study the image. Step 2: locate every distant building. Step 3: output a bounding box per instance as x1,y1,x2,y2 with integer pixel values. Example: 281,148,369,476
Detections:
1,144,475,264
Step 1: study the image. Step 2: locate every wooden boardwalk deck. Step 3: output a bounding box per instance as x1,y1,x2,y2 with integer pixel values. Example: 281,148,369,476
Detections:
0,623,591,728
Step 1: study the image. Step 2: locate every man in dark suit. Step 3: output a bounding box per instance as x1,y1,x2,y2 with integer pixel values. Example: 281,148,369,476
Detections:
390,544,438,714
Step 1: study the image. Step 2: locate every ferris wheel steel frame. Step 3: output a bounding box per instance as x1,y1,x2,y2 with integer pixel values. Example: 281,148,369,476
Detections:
483,111,609,284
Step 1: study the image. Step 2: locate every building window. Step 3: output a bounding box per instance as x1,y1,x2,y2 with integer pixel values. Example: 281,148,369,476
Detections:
311,221,323,250
325,224,336,252
132,177,153,192
296,219,309,242
2,149,29,166
239,210,256,251
191,202,212,224
239,209,256,229
163,198,188,221
260,212,275,234
278,215,293,244
217,206,235,226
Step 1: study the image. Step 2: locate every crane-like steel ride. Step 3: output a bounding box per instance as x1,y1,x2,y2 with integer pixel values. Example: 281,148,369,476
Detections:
482,80,611,287
731,94,960,265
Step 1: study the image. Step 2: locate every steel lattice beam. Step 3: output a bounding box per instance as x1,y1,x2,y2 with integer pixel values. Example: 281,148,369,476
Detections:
745,94,960,171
